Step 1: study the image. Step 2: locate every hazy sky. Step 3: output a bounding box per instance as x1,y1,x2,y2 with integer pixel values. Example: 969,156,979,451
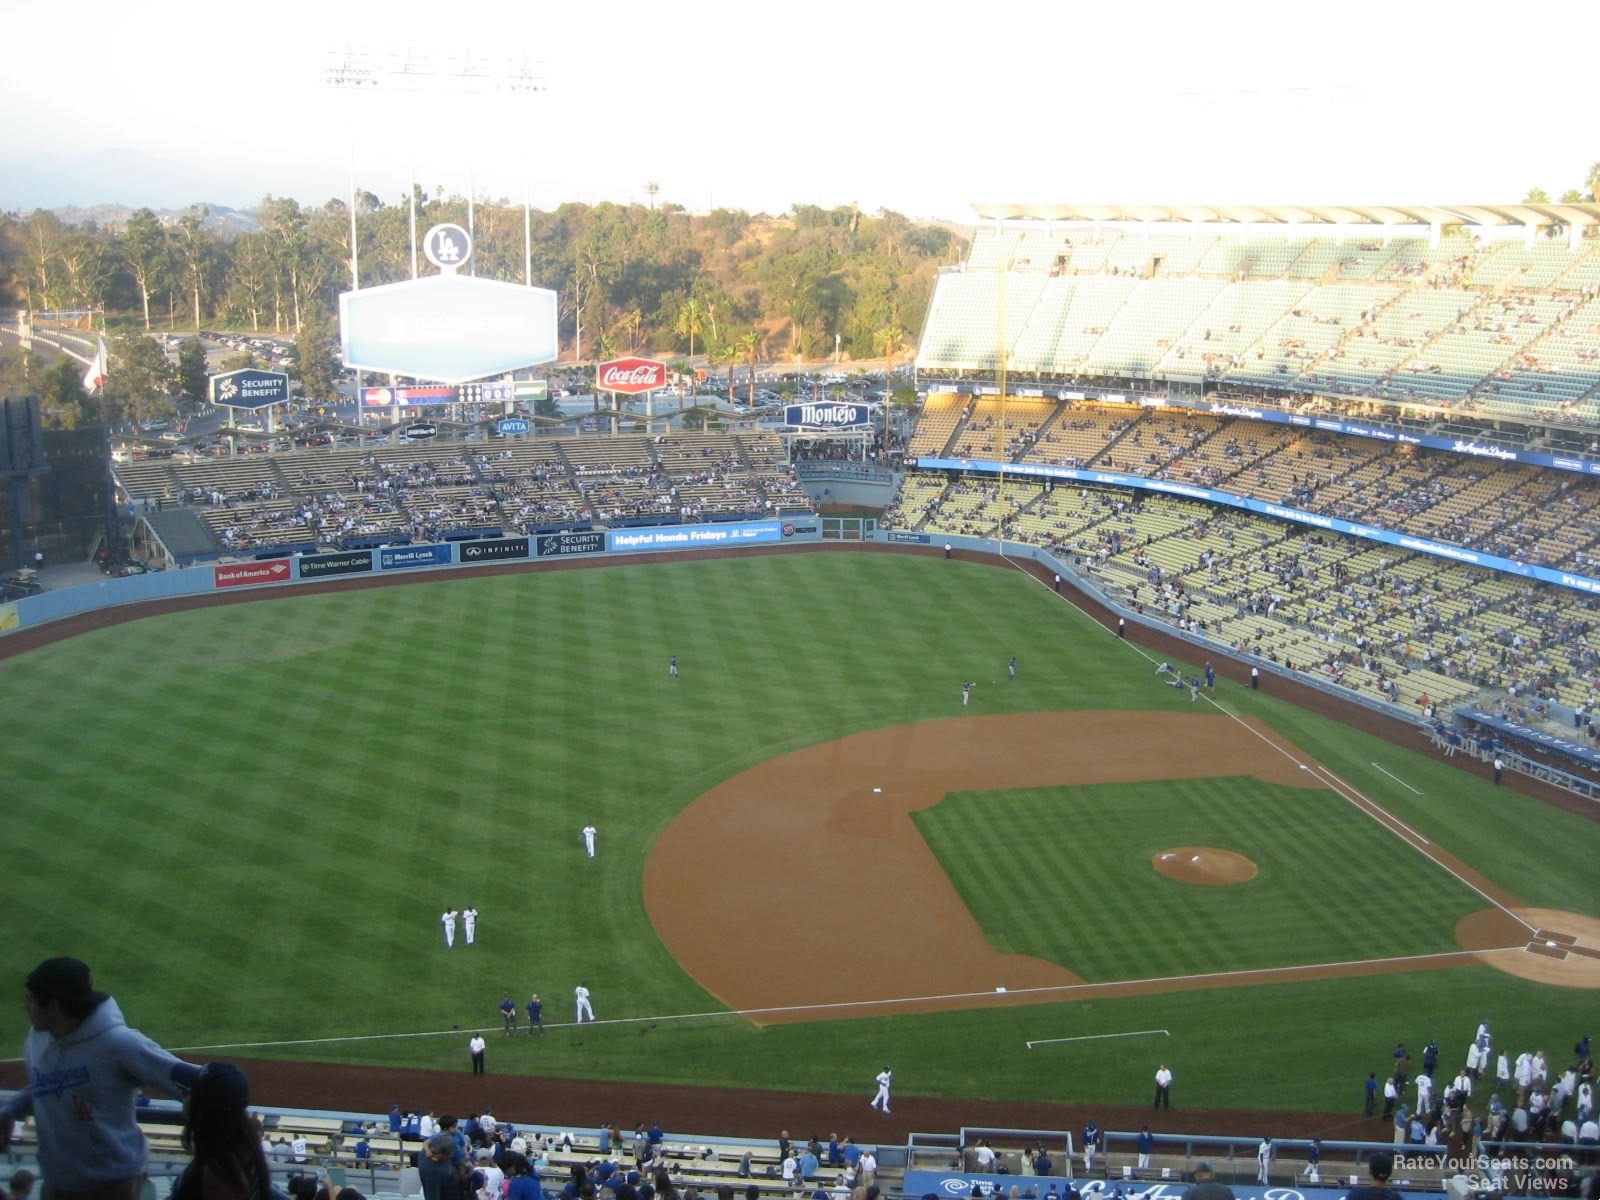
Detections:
3,0,1597,217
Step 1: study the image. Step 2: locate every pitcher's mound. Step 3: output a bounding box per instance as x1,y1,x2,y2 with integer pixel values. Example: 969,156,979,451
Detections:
1153,846,1258,886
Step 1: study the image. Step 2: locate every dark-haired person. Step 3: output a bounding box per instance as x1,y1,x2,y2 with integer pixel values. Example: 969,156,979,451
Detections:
420,1133,465,1200
503,1154,541,1200
170,1063,278,1200
1343,1151,1395,1200
0,957,202,1200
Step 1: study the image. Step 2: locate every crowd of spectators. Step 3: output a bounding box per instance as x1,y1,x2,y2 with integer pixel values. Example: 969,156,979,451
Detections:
122,434,813,552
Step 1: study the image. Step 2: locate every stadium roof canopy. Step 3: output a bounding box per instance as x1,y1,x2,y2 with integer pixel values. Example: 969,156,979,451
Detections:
970,201,1600,231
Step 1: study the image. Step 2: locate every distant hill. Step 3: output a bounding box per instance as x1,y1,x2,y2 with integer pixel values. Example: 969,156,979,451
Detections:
0,148,263,228
47,203,259,236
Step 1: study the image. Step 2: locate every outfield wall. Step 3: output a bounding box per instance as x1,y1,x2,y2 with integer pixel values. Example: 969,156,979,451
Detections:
0,519,822,638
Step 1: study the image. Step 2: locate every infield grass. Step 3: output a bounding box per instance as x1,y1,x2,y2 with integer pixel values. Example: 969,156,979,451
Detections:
1,551,1596,1110
913,776,1487,979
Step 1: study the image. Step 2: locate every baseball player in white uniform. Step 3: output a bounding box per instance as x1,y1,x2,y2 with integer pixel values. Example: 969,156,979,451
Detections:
1255,1138,1273,1184
463,907,477,946
582,825,597,858
575,982,595,1023
870,1066,892,1113
441,909,459,949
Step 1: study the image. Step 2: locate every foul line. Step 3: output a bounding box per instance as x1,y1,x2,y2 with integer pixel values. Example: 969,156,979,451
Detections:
142,944,1526,1056
998,549,1537,937
1372,762,1424,795
1026,1029,1169,1049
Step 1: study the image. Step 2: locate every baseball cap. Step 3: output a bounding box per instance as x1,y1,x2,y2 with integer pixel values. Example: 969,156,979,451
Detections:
25,958,108,1010
1369,1152,1394,1181
1193,1164,1212,1175
191,1062,250,1110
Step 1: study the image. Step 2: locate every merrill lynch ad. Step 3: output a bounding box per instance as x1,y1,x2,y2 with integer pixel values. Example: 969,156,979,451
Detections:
610,522,785,551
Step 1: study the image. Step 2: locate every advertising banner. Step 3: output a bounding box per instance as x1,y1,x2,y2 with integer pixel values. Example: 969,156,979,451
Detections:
597,357,668,395
899,1175,1470,1200
886,531,931,544
459,536,531,563
210,368,290,410
296,550,374,579
535,531,606,557
0,602,19,633
609,521,785,551
497,418,532,436
380,543,453,570
361,385,456,408
785,402,872,428
214,559,292,589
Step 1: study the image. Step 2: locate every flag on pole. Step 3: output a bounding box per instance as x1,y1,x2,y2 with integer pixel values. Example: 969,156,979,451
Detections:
83,336,109,392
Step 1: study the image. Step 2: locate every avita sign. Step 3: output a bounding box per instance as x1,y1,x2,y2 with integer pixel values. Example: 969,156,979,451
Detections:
597,357,667,395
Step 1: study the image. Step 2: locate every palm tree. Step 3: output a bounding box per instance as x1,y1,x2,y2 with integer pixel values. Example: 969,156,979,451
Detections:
616,307,643,353
876,324,907,380
737,330,765,407
675,297,704,362
591,330,617,411
1589,162,1600,203
715,344,738,406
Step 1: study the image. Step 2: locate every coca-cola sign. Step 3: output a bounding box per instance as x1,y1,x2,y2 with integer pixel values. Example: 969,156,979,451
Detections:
597,357,668,395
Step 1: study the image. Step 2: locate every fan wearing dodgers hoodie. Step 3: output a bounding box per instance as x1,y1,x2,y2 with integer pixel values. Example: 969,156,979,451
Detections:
0,958,201,1200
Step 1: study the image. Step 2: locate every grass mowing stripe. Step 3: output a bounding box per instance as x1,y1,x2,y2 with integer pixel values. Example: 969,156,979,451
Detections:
1,553,1594,1111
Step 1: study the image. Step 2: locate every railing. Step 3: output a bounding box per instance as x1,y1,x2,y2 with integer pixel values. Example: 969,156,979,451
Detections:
793,461,898,484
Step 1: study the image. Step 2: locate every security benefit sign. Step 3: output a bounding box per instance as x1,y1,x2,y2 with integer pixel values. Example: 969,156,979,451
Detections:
210,369,290,410
459,536,531,563
295,550,374,579
535,530,605,557
785,402,870,429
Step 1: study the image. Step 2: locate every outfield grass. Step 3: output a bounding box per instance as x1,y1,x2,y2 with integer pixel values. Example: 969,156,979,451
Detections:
914,777,1487,979
2,552,1596,1111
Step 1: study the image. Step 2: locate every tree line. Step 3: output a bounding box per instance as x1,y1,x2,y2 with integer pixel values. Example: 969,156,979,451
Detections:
0,194,964,413
1521,162,1600,206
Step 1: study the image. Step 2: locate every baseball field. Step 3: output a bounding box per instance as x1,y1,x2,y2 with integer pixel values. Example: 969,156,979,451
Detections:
2,547,1596,1117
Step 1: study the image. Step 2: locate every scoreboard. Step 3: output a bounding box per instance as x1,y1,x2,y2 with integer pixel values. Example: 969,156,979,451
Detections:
360,381,514,408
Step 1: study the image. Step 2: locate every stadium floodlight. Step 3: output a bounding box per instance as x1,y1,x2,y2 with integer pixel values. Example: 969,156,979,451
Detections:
323,46,546,96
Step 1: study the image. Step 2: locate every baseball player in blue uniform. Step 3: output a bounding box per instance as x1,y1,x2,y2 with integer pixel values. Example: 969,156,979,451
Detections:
526,993,543,1034
499,994,517,1036
668,655,678,678
962,680,974,707
1204,661,1216,691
